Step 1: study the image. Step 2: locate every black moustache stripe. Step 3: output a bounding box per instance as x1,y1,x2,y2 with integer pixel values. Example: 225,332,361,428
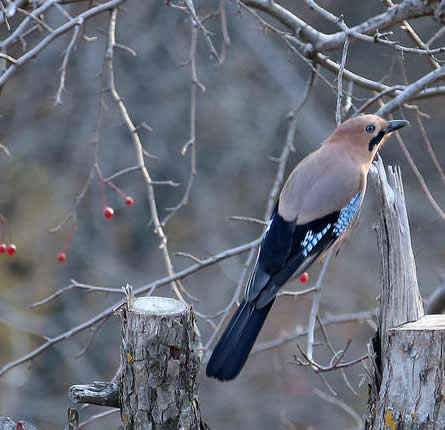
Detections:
368,130,385,152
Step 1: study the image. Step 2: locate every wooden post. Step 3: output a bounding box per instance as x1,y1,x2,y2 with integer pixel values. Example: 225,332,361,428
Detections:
68,291,207,429
119,295,204,429
366,158,445,429
376,315,445,429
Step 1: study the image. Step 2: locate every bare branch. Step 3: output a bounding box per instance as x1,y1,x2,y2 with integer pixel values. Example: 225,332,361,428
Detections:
104,165,140,181
0,0,127,88
336,37,350,125
0,52,16,64
0,237,261,376
55,23,81,105
49,168,94,232
228,215,269,226
426,284,445,314
104,7,183,300
306,250,333,363
242,3,445,106
31,280,123,308
394,130,445,222
243,0,434,52
415,114,445,190
376,65,445,116
252,310,375,354
265,68,317,217
277,286,317,298
313,389,364,429
161,13,203,226
78,409,119,429
383,0,440,70
354,86,403,116
317,315,358,395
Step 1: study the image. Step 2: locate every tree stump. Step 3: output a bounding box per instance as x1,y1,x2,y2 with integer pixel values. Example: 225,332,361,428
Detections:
119,296,203,430
364,159,445,429
376,315,445,429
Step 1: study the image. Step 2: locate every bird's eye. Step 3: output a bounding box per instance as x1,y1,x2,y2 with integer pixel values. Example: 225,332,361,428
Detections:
365,124,376,134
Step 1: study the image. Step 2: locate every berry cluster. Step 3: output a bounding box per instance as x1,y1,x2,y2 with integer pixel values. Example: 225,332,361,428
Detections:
0,215,17,256
99,174,134,221
0,242,16,255
56,176,135,263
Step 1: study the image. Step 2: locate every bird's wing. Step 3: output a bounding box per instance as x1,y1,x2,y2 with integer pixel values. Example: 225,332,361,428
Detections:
246,192,362,308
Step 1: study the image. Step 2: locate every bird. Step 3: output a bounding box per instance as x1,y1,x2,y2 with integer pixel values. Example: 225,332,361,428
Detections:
206,114,408,381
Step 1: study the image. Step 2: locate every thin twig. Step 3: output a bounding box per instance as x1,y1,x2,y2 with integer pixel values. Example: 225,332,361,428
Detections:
415,114,445,190
104,165,140,181
0,52,16,63
336,36,350,125
203,242,258,351
277,286,318,297
161,13,204,226
31,280,124,308
0,237,261,376
313,388,364,429
78,408,120,429
354,86,403,116
0,0,127,88
228,215,269,226
394,131,445,222
74,315,111,358
376,65,445,116
265,68,317,217
306,250,333,363
104,7,182,300
49,168,94,232
383,0,440,70
55,23,81,105
219,0,230,62
316,315,358,395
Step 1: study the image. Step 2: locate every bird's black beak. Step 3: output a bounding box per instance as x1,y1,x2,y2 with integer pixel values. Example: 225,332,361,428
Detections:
383,119,409,134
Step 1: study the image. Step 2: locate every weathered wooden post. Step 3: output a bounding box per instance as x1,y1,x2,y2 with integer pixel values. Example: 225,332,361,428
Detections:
69,289,207,429
119,295,203,429
366,158,445,429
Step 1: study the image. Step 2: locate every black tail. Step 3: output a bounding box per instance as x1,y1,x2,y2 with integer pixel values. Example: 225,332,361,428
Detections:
206,299,274,381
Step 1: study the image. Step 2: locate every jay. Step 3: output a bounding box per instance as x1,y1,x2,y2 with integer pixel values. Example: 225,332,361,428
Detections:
206,114,408,381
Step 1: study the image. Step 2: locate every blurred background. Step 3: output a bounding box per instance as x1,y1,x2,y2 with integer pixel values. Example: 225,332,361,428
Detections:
0,0,444,428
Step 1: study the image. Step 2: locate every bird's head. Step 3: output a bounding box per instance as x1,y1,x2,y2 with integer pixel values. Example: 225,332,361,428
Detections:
326,114,408,163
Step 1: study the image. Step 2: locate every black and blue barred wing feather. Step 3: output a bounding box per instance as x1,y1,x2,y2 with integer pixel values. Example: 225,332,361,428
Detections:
206,192,362,380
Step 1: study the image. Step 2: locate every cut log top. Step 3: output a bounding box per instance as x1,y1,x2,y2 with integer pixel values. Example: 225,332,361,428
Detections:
130,296,187,315
395,314,445,330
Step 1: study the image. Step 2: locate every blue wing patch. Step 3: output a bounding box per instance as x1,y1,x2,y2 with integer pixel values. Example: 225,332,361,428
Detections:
245,193,363,308
332,192,362,236
301,223,332,257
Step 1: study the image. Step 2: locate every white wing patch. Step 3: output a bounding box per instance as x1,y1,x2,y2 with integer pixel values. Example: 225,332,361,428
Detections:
301,224,331,257
332,193,362,237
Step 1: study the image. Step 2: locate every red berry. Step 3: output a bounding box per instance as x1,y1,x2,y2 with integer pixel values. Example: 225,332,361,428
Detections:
57,252,67,263
7,244,16,255
125,196,134,206
299,272,309,283
0,243,6,254
104,207,114,219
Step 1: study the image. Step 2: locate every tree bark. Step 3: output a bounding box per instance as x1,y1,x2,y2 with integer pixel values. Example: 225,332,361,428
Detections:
68,382,119,407
365,158,445,429
371,158,424,356
119,296,204,430
376,315,445,429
